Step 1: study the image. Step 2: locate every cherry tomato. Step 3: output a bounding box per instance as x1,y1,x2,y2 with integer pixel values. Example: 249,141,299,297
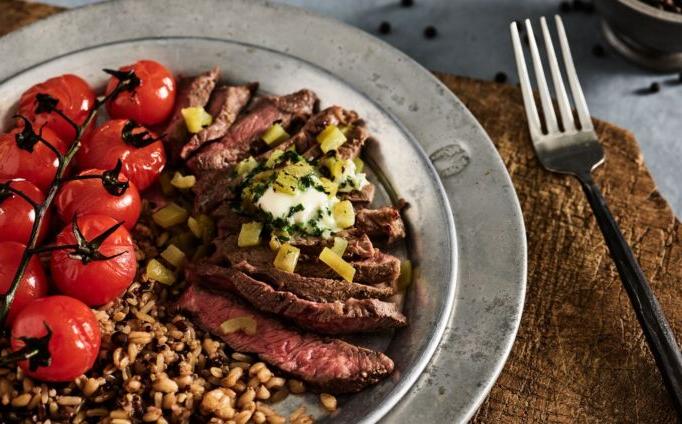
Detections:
50,214,136,306
0,127,67,191
18,74,96,143
77,119,166,191
105,60,176,126
0,242,48,326
11,295,100,382
0,179,51,244
55,169,141,230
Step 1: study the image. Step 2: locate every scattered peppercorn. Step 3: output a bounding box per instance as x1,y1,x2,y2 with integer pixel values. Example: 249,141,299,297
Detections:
572,0,587,11
592,44,606,58
111,331,128,346
401,0,414,7
379,21,392,35
560,1,572,12
494,72,508,83
424,25,438,39
649,82,661,93
678,72,682,83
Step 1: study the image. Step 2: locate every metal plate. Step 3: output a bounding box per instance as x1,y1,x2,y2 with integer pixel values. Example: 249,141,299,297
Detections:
0,1,527,422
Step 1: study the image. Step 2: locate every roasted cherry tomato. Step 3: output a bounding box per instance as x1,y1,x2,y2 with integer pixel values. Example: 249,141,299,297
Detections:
0,242,48,326
11,295,100,382
55,168,141,230
105,60,176,126
77,119,166,191
18,74,96,143
0,126,67,191
0,179,51,244
50,214,137,306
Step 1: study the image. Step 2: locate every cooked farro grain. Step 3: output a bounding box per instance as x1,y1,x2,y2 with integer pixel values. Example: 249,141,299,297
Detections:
320,393,337,412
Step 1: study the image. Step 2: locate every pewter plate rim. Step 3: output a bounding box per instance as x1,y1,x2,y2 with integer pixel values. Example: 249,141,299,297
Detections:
0,1,527,422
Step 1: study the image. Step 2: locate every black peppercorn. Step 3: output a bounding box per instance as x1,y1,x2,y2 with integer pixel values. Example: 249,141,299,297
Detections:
495,72,508,83
424,25,438,39
592,44,606,58
560,1,571,12
111,331,128,346
649,82,661,93
379,21,392,35
401,0,414,7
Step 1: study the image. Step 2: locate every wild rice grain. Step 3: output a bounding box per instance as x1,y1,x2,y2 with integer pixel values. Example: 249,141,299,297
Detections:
320,393,337,411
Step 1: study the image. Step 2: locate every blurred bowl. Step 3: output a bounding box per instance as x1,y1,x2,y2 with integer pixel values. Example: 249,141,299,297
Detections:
595,0,682,71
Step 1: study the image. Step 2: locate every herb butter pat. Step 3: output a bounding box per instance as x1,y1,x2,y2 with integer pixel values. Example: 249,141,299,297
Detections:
256,185,339,236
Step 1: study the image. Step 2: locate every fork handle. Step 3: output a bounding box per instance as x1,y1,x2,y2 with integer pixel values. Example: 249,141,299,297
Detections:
578,173,682,415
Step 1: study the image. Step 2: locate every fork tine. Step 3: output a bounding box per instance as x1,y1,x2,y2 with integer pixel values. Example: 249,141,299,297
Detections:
540,17,575,132
510,22,542,140
525,19,559,134
554,15,593,130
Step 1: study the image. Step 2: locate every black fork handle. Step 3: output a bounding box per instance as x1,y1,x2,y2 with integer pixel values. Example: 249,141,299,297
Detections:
578,172,682,416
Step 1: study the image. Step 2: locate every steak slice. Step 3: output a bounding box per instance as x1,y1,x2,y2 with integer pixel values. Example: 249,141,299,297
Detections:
341,182,376,205
232,261,394,302
176,284,394,393
302,119,370,161
216,239,400,285
180,83,258,159
187,264,406,334
165,67,220,162
192,171,238,214
188,89,318,173
355,207,406,243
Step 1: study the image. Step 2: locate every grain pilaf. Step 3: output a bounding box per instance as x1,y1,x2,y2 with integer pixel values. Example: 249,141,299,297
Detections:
0,199,325,423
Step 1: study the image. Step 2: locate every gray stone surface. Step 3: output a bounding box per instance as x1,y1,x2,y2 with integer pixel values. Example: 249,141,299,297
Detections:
43,0,682,217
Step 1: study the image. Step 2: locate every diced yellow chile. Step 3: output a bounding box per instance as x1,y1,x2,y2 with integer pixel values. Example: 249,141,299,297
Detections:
168,232,196,254
274,243,300,273
273,172,298,195
238,222,263,247
146,259,176,285
322,157,344,180
261,123,290,145
333,200,355,229
170,171,196,189
319,247,355,282
152,203,189,229
187,216,202,238
397,259,413,291
160,244,186,268
331,237,348,257
197,214,215,243
265,150,285,169
319,177,338,198
317,124,347,153
352,157,365,173
269,235,282,251
159,172,175,196
339,125,354,136
236,156,259,176
181,106,213,133
220,316,257,336
283,161,313,178
156,231,170,247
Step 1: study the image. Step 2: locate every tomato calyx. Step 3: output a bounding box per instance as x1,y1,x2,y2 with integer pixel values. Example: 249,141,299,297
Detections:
0,181,39,208
100,160,130,196
121,120,164,148
102,68,141,95
33,216,127,264
1,322,52,371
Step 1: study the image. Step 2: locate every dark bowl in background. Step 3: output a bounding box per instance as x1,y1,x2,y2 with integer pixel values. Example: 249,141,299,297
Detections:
595,0,682,71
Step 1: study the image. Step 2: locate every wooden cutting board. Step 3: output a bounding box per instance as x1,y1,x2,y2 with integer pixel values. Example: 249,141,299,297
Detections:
1,2,680,422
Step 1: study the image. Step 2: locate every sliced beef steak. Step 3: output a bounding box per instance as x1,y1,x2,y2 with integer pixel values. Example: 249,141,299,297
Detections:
355,207,406,243
188,89,318,173
187,264,406,334
192,171,238,214
165,67,220,162
176,284,394,393
302,119,369,161
232,261,394,302
341,182,376,205
180,83,258,159
216,239,400,285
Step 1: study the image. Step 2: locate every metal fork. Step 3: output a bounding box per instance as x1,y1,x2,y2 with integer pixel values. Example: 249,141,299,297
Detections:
512,15,682,415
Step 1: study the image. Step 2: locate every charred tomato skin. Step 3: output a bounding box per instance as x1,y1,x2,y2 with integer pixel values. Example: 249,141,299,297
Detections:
55,168,141,230
17,74,96,143
105,60,176,126
0,127,67,191
0,179,51,244
77,119,166,191
0,242,49,326
50,214,137,306
11,295,101,382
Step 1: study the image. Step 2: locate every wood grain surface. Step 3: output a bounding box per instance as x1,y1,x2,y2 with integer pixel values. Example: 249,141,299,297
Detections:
1,2,680,423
